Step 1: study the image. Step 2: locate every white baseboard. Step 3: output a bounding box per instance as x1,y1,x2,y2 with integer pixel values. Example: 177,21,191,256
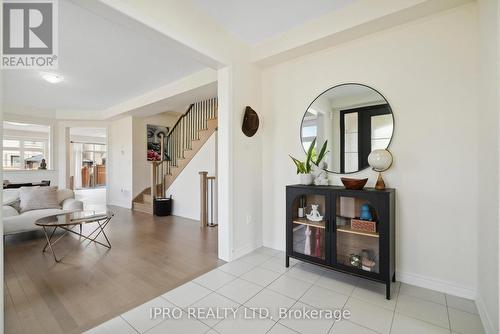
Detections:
396,270,476,299
476,295,497,334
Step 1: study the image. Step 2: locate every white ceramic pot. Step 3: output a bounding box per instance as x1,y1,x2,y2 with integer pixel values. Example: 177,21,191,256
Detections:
299,173,313,185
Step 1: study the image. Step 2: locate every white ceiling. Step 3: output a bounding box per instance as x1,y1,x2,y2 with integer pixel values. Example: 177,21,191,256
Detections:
3,121,50,133
189,0,354,45
2,0,206,113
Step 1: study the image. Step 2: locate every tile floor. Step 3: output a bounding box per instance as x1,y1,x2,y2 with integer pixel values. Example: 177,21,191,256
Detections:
85,247,484,334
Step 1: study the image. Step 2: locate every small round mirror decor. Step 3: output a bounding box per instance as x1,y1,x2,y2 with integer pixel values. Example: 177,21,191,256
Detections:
301,83,394,174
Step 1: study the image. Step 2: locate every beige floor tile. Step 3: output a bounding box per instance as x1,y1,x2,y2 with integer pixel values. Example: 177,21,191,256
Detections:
244,288,296,321
194,269,237,290
188,292,240,327
240,266,282,287
268,323,301,334
351,280,398,310
279,302,335,334
84,316,136,334
162,281,212,308
315,271,358,295
344,297,394,334
399,283,446,305
300,285,349,310
448,308,485,334
214,307,276,334
391,313,450,334
329,320,378,334
121,297,175,333
218,259,257,276
217,278,263,304
267,275,313,300
446,294,478,314
396,294,449,329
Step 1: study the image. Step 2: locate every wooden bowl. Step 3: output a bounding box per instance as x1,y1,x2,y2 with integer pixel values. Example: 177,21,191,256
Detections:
341,177,368,190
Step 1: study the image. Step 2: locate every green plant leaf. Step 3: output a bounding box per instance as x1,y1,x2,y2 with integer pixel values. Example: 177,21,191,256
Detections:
305,138,316,173
289,155,306,174
315,140,328,165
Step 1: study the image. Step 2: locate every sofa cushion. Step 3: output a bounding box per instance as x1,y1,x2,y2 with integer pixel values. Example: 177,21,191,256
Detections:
19,186,60,213
3,205,19,218
57,188,74,204
3,208,70,235
3,188,20,206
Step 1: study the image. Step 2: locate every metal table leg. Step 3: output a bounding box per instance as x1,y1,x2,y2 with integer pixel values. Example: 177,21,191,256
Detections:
42,226,61,262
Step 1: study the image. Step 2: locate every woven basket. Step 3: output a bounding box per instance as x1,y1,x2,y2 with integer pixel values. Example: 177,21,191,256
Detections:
351,219,376,233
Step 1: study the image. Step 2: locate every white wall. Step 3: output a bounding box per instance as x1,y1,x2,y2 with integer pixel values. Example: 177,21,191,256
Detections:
132,112,179,197
3,170,58,186
108,116,133,208
217,63,263,260
477,0,499,333
261,4,479,298
166,133,216,220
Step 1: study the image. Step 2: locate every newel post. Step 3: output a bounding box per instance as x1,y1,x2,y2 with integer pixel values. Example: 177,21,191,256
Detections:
199,171,208,228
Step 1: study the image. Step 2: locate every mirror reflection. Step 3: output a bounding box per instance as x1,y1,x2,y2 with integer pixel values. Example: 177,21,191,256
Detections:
301,84,394,174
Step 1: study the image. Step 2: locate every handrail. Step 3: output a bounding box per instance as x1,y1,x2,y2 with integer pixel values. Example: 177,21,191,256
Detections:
168,103,194,138
164,98,218,175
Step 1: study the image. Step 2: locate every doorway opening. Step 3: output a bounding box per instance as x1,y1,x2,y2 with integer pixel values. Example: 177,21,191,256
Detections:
69,127,108,211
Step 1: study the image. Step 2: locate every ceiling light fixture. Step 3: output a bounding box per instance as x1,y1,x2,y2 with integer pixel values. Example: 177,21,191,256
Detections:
40,72,64,84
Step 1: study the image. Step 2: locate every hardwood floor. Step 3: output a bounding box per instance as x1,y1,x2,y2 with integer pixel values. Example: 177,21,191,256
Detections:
4,206,222,334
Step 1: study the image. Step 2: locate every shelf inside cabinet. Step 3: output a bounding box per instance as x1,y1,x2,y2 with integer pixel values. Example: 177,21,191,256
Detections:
337,226,379,238
292,218,326,229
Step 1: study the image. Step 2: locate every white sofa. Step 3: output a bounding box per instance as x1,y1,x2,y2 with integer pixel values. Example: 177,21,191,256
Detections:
3,188,84,235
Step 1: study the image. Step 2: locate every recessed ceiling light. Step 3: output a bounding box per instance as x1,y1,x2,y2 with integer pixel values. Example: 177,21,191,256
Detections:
40,72,64,84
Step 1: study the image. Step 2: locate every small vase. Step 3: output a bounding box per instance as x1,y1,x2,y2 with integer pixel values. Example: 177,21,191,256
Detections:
300,173,313,185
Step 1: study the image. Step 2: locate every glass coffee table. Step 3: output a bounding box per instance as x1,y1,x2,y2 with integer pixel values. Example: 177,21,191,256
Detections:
35,210,114,262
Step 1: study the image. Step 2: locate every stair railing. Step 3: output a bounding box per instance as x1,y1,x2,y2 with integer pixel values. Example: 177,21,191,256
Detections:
165,98,218,176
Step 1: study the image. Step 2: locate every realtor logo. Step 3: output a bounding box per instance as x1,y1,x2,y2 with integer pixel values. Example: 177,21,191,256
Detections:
2,0,58,69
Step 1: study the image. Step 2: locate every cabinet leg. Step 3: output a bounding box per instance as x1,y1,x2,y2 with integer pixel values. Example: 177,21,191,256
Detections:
392,273,396,282
285,256,290,268
386,282,391,300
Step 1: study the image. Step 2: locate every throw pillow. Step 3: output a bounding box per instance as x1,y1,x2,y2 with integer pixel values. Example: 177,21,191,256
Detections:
19,186,61,213
3,188,20,206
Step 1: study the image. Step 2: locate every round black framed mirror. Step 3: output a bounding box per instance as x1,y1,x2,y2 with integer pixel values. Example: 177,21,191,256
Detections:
301,83,394,174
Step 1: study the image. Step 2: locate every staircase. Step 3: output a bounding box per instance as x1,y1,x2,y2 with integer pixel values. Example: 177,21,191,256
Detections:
132,98,218,214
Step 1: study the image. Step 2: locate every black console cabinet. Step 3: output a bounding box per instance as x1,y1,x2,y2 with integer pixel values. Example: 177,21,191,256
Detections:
286,185,395,299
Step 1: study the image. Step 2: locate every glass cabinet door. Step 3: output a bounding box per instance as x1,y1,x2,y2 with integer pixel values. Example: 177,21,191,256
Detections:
290,192,328,262
336,196,380,274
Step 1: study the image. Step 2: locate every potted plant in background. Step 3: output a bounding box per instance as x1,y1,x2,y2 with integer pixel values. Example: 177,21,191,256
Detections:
290,138,328,185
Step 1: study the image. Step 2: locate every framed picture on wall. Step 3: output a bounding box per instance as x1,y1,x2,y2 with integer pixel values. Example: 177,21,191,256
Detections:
147,124,169,161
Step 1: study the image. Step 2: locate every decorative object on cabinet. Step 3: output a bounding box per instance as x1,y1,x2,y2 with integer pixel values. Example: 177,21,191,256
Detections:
290,138,328,185
286,184,395,299
351,218,376,233
349,254,361,268
360,203,373,220
315,228,321,257
312,162,329,185
306,204,323,221
242,106,260,137
368,149,393,190
304,226,312,255
340,177,368,190
298,196,306,218
361,249,377,271
301,83,394,174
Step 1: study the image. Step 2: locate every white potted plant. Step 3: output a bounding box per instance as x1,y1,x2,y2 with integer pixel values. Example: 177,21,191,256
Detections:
290,138,328,185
